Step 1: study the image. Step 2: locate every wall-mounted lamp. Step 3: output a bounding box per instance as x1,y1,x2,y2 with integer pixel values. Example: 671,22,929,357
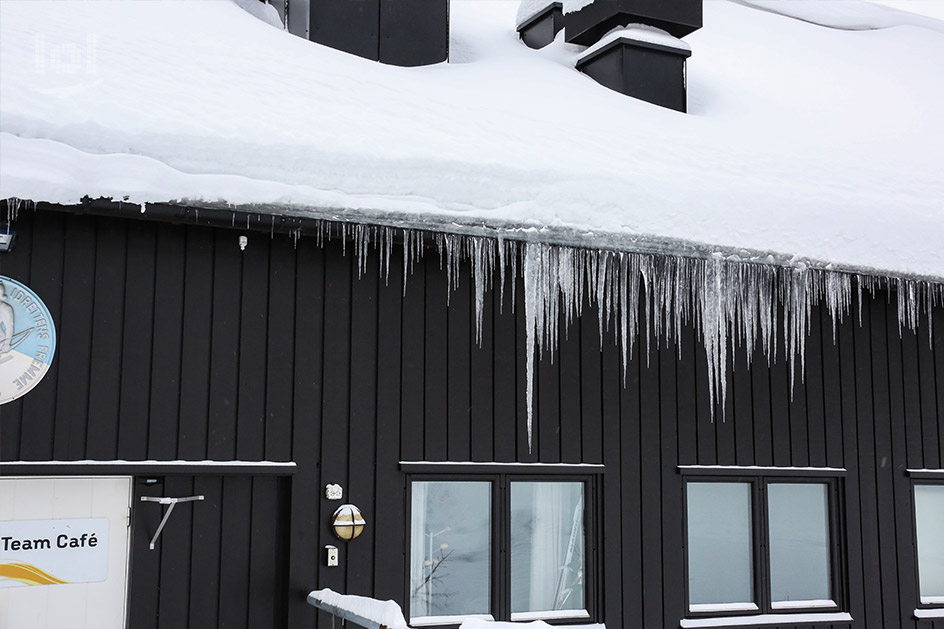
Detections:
331,504,365,541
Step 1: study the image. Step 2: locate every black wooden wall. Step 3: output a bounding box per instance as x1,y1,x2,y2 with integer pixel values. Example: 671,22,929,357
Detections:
1,206,942,629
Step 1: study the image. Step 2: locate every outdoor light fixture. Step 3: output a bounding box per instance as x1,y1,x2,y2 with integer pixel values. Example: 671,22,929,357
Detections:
0,230,14,252
331,504,365,541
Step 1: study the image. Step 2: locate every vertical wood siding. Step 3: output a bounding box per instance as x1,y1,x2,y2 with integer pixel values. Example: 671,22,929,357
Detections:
1,208,942,629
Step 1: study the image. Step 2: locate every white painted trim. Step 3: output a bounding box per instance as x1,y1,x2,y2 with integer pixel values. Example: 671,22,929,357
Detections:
920,596,944,604
915,608,944,619
680,612,853,628
400,461,605,469
411,614,494,626
511,609,591,621
689,603,758,613
771,599,837,610
906,469,944,474
678,465,845,473
0,459,297,468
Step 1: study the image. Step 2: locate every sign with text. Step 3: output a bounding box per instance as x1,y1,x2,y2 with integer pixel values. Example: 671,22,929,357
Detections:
0,518,109,587
0,275,57,405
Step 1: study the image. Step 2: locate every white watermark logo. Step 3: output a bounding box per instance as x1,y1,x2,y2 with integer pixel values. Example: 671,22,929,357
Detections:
33,34,104,97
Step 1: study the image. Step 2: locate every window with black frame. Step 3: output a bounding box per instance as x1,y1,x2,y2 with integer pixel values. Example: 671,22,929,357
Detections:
683,474,844,621
407,475,592,626
913,482,944,609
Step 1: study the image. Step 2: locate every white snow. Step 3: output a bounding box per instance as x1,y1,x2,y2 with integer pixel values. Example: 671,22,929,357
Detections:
308,588,408,629
1,0,942,280
458,620,604,629
517,0,559,28
733,0,944,32
579,24,693,60
680,612,854,627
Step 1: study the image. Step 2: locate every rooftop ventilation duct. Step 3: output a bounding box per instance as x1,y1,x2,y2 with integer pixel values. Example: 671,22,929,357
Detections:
517,2,565,49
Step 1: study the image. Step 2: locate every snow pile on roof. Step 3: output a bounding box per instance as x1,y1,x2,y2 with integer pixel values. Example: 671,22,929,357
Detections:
732,0,944,32
308,588,407,629
1,0,943,279
580,24,693,58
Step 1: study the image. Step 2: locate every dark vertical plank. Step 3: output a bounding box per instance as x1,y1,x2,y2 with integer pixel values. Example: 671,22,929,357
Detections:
715,353,736,466
515,275,534,462
117,222,157,460
425,258,448,460
820,305,844,469
374,249,405,601
788,354,810,468
318,241,351,601
639,325,662,628
750,342,774,467
17,211,64,461
806,305,828,467
347,252,378,595
53,214,96,460
147,223,186,461
188,476,223,629
0,210,32,461
854,292,883,626
660,339,684,628
129,477,164,629
559,314,582,464
178,227,214,460
287,243,324,628
447,263,472,461
469,282,494,462
769,334,792,468
400,253,425,462
218,476,252,629
537,325,562,463
206,230,241,460
870,296,900,629
310,0,380,61
694,340,716,465
85,218,127,460
676,323,698,466
936,308,944,467
156,476,194,629
236,236,269,461
887,296,919,628
265,239,295,461
614,322,637,628
917,311,940,469
248,477,288,627
492,269,517,463
732,345,754,466
580,303,604,464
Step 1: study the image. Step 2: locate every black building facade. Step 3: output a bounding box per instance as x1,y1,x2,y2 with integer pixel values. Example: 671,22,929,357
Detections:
1,201,943,629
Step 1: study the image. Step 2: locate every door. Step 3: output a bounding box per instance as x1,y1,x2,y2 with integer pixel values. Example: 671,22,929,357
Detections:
0,476,133,629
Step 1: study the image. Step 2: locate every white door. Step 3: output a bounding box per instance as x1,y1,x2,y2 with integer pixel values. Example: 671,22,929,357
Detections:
0,476,132,629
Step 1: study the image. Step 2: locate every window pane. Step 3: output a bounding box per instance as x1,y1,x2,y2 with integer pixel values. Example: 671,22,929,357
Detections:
768,483,832,605
510,482,585,616
915,484,944,601
410,482,491,618
687,482,754,608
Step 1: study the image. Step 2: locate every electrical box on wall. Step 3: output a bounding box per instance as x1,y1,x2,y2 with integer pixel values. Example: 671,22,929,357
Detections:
325,545,339,567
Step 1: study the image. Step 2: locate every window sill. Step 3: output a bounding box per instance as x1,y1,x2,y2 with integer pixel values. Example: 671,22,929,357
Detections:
511,609,591,621
411,614,494,626
915,608,944,619
680,612,853,628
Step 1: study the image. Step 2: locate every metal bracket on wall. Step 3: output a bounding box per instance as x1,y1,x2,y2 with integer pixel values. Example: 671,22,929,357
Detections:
139,495,204,550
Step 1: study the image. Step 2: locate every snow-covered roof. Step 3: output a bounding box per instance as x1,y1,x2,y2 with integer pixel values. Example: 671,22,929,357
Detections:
1,0,943,280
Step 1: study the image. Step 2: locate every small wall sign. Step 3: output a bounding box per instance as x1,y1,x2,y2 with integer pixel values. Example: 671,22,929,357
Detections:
0,275,57,405
0,518,110,587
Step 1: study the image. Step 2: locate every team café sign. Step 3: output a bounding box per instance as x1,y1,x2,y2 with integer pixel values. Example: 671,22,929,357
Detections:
0,519,110,587
0,275,56,405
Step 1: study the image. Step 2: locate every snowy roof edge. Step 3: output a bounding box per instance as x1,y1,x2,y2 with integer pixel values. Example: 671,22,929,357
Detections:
79,196,944,285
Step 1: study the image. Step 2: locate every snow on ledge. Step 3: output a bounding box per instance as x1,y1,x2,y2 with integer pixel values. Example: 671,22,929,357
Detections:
680,612,853,628
915,608,944,619
579,24,692,63
458,619,604,629
308,589,407,629
516,0,560,28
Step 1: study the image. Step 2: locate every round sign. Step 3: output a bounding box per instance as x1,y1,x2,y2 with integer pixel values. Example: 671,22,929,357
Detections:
0,275,57,405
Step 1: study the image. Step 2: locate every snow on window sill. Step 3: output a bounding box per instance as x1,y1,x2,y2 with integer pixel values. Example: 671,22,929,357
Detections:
915,608,944,619
511,609,591,621
411,614,494,626
771,599,837,610
680,612,853,628
689,603,759,613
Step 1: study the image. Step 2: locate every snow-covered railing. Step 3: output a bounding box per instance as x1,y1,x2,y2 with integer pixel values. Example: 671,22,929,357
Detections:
307,589,408,629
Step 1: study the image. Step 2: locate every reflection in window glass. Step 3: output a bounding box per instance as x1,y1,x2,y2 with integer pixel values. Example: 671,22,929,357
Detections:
687,482,754,608
510,482,585,616
768,483,831,605
915,485,944,602
410,482,491,618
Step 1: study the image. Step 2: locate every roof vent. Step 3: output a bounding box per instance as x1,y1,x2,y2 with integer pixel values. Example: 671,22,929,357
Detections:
283,0,449,66
565,0,702,111
517,2,565,49
576,25,692,112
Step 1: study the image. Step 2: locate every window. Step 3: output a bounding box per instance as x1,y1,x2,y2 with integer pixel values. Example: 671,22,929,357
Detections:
684,474,843,619
914,483,944,606
408,474,594,625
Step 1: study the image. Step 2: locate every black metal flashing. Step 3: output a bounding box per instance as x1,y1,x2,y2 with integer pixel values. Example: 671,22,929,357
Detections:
565,0,703,46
